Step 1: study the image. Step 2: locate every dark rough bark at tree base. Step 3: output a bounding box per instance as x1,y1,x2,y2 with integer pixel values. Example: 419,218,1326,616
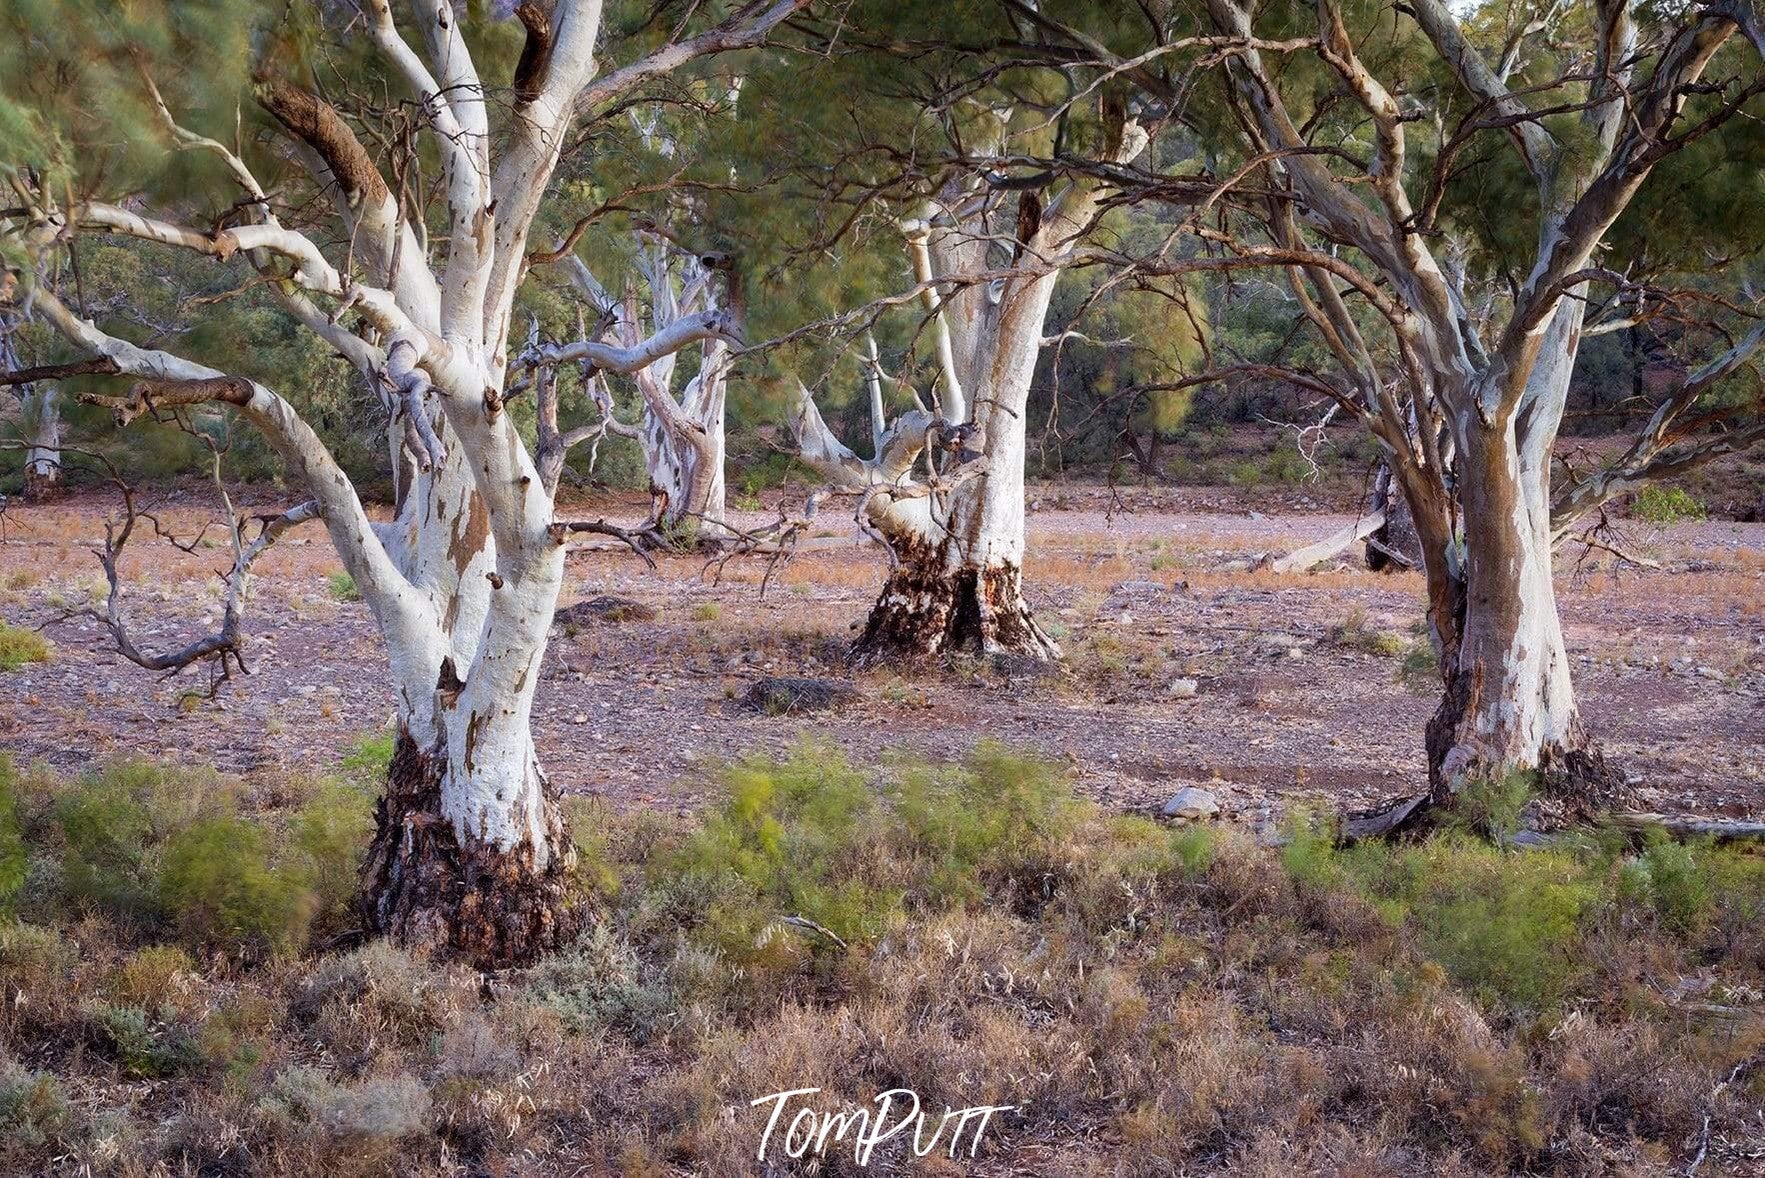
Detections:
850,546,1060,666
1424,675,1629,819
21,468,62,503
360,729,577,969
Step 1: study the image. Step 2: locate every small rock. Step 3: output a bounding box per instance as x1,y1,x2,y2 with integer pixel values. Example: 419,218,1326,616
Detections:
1162,787,1221,821
1166,677,1200,699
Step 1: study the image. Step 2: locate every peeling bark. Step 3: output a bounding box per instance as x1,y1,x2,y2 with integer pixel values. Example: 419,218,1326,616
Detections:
1423,423,1623,813
853,535,1059,664
1364,462,1419,571
361,728,576,968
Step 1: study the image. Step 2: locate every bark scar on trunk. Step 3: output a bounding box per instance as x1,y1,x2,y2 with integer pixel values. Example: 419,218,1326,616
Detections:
360,728,578,969
851,537,1061,665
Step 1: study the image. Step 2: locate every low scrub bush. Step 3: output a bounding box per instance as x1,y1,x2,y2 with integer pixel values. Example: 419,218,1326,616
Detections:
0,1057,69,1156
0,622,49,671
325,572,361,602
1631,483,1706,524
5,759,370,957
0,745,1760,1175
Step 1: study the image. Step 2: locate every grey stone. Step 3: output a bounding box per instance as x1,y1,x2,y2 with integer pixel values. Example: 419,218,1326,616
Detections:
1162,787,1221,821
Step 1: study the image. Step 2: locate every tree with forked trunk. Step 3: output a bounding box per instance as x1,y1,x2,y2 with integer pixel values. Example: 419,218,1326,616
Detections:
1013,0,1765,815
792,102,1149,664
0,0,805,966
528,230,735,546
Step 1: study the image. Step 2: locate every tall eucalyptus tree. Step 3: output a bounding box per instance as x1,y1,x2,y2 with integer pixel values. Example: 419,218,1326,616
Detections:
0,0,805,964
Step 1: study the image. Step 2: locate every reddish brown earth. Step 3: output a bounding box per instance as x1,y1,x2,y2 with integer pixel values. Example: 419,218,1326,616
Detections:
1,486,1761,826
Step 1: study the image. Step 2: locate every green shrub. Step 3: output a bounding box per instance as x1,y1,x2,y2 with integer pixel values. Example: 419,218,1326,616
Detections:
159,817,319,956
0,761,25,914
525,922,674,1041
291,778,375,929
97,1005,201,1078
1451,772,1535,843
1631,835,1717,934
691,602,722,622
51,766,171,926
1331,607,1405,657
32,761,364,955
326,572,361,602
260,1066,430,1142
340,729,395,783
889,741,1079,907
0,623,49,672
0,1057,69,1151
1338,837,1600,1011
1397,643,1439,691
1631,484,1706,524
667,742,895,954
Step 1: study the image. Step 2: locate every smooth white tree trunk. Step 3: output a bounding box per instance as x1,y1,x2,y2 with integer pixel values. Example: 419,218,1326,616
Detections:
21,385,60,499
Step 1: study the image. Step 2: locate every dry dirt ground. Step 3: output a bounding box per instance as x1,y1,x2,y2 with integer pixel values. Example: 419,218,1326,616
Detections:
1,486,1761,826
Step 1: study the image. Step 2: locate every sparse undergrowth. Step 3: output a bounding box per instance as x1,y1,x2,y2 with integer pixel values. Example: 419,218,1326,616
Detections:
0,745,1761,1176
0,620,51,671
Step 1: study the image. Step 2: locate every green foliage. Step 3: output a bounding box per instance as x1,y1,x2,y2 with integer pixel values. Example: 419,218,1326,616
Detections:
19,760,367,955
340,729,395,783
1450,772,1535,843
525,922,674,1042
1331,607,1406,657
259,1066,430,1143
666,742,893,953
0,623,50,671
158,818,318,956
1396,625,1441,693
97,1005,201,1079
0,760,25,913
1289,832,1604,1012
326,572,361,603
889,742,1079,907
0,1057,69,1151
1623,834,1719,934
1631,485,1707,524
655,741,1082,968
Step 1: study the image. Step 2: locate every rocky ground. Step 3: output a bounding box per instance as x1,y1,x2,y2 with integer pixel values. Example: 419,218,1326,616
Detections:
1,485,1761,826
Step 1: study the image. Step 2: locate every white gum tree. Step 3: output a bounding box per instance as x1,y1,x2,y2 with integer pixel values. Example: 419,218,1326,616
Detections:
0,311,62,499
534,232,735,542
1200,0,1765,805
1179,0,1765,808
0,0,804,965
1005,0,1763,813
794,103,1148,663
